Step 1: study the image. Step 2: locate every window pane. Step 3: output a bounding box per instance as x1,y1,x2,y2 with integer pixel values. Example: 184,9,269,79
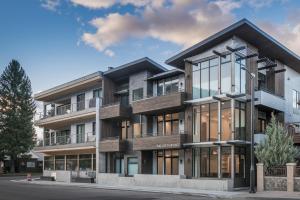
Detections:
157,80,164,96
165,158,172,175
132,88,143,101
221,101,232,141
200,148,209,177
193,109,200,143
171,77,179,93
210,103,218,141
172,158,179,175
221,62,231,94
172,120,179,134
165,78,172,95
210,65,218,96
210,148,218,177
200,105,209,142
192,69,201,99
235,62,241,93
157,157,164,175
221,147,231,178
165,121,172,135
127,157,138,176
79,154,92,171
201,64,209,98
44,156,54,170
76,124,85,143
66,155,77,171
55,155,65,170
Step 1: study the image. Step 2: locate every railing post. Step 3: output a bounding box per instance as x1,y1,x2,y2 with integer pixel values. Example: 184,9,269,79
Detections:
286,163,296,192
256,163,264,192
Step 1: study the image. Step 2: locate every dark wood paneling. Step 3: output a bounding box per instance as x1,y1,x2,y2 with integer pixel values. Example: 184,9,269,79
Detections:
99,138,127,152
184,149,192,178
133,134,187,151
102,77,116,105
185,62,193,100
131,92,185,114
99,103,132,119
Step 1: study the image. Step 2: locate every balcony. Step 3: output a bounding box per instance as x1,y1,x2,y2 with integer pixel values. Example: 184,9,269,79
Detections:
133,133,187,151
35,98,97,129
99,102,131,120
255,90,285,112
99,137,127,152
34,132,96,153
131,91,186,114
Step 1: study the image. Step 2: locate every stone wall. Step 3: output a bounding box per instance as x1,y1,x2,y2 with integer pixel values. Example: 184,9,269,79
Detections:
264,177,287,191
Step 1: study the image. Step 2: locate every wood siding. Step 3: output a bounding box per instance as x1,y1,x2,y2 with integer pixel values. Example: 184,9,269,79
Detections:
132,134,187,151
131,92,186,114
99,138,127,152
99,103,131,119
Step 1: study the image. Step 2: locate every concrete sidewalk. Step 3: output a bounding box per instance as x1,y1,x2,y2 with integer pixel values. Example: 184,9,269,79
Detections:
11,179,300,199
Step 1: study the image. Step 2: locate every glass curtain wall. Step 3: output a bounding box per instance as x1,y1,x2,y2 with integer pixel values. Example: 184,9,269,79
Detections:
192,58,219,99
220,54,232,94
235,55,246,94
193,147,218,177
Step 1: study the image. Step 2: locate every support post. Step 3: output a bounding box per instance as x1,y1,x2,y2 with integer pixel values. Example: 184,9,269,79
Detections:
249,76,256,193
256,163,264,192
286,163,296,192
95,97,101,184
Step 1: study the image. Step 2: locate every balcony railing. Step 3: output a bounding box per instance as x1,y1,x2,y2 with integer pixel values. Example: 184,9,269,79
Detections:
135,130,187,138
264,166,287,177
36,98,97,120
144,88,185,100
43,132,96,147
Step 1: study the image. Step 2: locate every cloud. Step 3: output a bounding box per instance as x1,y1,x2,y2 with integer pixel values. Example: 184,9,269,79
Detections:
70,0,116,9
104,49,115,57
41,0,60,11
81,0,238,54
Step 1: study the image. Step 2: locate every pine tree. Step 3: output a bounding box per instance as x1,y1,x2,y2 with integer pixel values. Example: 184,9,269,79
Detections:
255,113,299,168
0,60,36,172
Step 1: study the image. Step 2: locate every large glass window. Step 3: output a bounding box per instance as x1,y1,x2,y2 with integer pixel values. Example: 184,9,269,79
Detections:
221,54,232,94
55,155,65,170
193,103,218,142
132,88,143,101
221,147,231,178
235,55,246,94
157,76,179,96
121,120,130,140
66,155,77,171
133,115,142,138
156,113,180,136
156,150,179,175
193,147,218,178
79,154,92,171
235,102,246,140
44,156,54,170
221,101,232,141
77,93,85,111
76,124,85,143
192,58,219,99
56,130,70,145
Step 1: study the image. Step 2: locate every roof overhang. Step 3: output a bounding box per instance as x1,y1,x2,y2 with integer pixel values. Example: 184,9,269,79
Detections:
34,72,103,102
166,19,300,73
147,69,184,81
104,57,167,81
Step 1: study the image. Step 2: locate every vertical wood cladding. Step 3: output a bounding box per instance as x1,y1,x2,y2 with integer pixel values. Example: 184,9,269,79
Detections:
185,62,193,100
102,77,116,105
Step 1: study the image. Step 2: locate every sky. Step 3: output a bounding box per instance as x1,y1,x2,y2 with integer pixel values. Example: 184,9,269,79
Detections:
0,0,300,94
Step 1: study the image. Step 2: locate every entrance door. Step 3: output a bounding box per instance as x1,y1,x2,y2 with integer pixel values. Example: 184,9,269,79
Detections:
76,124,85,143
127,157,138,176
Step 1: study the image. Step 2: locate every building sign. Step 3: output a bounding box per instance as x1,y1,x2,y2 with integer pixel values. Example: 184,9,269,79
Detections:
156,143,180,149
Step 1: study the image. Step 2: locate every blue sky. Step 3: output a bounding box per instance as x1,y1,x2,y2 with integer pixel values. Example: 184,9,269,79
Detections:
0,0,299,93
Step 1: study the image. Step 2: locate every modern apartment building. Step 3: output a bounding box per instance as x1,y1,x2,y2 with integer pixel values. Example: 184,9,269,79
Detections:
34,19,300,190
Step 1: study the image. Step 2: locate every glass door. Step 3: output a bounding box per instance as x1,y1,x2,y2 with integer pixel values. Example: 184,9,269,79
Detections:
76,124,85,143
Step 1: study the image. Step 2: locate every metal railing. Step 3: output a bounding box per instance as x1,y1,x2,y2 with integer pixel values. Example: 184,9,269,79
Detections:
135,130,187,138
42,132,96,146
145,88,185,99
264,166,287,177
36,98,97,120
295,166,300,177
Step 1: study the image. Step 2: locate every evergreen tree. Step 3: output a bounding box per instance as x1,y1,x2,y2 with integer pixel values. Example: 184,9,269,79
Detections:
255,113,299,168
0,60,35,172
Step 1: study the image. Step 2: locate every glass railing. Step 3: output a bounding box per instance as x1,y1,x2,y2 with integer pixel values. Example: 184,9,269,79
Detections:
42,132,96,146
36,98,98,120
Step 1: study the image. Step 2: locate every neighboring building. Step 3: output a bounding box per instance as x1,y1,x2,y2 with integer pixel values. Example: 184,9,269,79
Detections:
34,19,300,190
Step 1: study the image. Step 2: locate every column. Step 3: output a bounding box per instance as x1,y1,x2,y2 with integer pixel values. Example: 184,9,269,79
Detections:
286,163,296,192
256,163,264,192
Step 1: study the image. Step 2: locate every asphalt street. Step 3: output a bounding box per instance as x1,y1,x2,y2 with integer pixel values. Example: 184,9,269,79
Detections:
0,176,296,200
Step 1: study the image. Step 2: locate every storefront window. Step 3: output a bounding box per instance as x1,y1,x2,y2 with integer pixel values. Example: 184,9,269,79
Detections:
79,154,92,171
44,156,54,170
221,147,231,178
235,147,246,178
221,101,232,141
156,150,179,175
66,155,77,171
55,155,65,170
193,147,218,177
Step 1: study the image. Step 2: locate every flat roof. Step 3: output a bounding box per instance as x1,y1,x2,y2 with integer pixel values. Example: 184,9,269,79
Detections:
104,57,167,81
166,18,300,73
147,69,184,81
34,71,103,101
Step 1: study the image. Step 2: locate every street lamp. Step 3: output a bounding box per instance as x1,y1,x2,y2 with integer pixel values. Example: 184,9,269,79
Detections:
241,66,256,193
